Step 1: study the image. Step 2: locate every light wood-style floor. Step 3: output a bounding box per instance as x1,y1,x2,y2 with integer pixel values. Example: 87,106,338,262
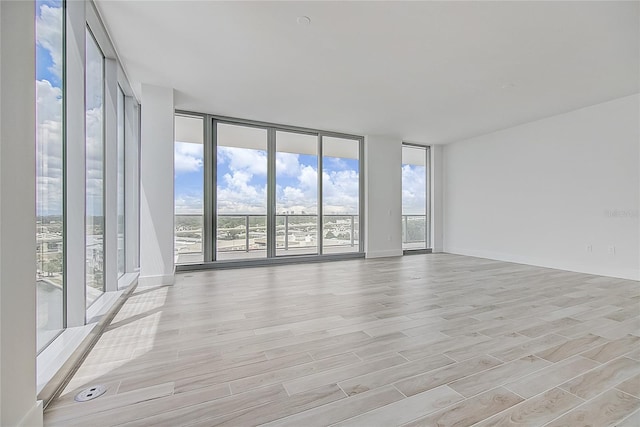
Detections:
44,254,640,426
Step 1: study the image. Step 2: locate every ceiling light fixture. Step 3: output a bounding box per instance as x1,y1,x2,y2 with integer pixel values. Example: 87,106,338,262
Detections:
297,16,311,25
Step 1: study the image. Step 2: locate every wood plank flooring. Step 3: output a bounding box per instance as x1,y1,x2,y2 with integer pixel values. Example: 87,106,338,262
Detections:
44,254,640,426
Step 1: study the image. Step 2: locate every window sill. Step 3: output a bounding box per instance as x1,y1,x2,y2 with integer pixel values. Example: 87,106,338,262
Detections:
36,272,138,405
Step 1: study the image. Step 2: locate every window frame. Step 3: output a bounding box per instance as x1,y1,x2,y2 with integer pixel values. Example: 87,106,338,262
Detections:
35,0,67,354
401,142,432,254
174,111,365,270
116,84,126,278
173,113,206,264
35,0,141,358
84,24,107,308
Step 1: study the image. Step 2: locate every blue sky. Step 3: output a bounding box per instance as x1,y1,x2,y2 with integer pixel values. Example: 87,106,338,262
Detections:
36,0,62,85
37,0,105,217
36,0,64,217
36,39,59,86
174,143,427,216
175,143,362,215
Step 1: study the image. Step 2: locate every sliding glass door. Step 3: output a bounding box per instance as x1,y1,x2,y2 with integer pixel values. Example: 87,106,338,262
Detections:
174,116,364,265
216,123,268,260
275,131,319,256
174,114,205,264
401,144,430,251
322,136,360,254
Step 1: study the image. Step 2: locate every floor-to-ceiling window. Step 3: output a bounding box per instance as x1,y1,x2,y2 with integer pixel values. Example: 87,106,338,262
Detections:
174,114,205,264
401,144,430,251
174,115,364,265
117,86,126,277
275,131,318,256
36,0,65,352
322,136,360,254
34,0,141,362
85,28,105,306
216,122,268,260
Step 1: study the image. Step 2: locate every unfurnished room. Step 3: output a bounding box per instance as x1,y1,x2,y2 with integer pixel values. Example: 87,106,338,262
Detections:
0,1,638,426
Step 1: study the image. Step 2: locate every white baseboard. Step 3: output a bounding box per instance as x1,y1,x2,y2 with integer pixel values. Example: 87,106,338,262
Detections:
366,249,403,259
138,273,175,287
19,400,43,427
445,247,640,281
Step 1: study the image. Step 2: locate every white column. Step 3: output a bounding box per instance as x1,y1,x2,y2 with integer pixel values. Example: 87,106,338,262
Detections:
0,1,43,425
364,135,403,258
139,84,175,286
430,144,444,252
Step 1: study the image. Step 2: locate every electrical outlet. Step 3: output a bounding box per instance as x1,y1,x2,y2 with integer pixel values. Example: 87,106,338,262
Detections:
607,245,616,255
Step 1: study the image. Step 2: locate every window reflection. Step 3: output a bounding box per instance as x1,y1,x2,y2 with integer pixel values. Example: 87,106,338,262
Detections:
86,29,105,307
36,0,65,351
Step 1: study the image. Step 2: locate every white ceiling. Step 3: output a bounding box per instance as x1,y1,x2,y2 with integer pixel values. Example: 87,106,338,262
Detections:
96,1,639,144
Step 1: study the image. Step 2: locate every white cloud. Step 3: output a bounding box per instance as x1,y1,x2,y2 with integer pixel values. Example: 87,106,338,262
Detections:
175,194,203,215
326,157,348,170
218,147,267,176
36,79,62,124
216,147,273,213
175,142,203,173
283,187,305,201
402,164,427,215
322,169,359,214
298,165,317,191
217,171,267,214
82,30,106,217
86,105,104,216
36,98,106,217
35,3,108,218
36,80,63,216
277,165,319,213
275,152,301,177
36,4,64,217
216,146,361,215
36,4,63,82
278,186,315,213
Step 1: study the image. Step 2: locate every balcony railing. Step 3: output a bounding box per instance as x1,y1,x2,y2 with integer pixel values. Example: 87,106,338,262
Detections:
175,213,428,261
175,214,360,262
402,214,428,249
276,214,357,250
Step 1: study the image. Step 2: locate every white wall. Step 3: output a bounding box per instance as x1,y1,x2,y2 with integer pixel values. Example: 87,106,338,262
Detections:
365,136,403,258
443,94,640,280
0,1,43,425
430,145,444,252
140,84,175,286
